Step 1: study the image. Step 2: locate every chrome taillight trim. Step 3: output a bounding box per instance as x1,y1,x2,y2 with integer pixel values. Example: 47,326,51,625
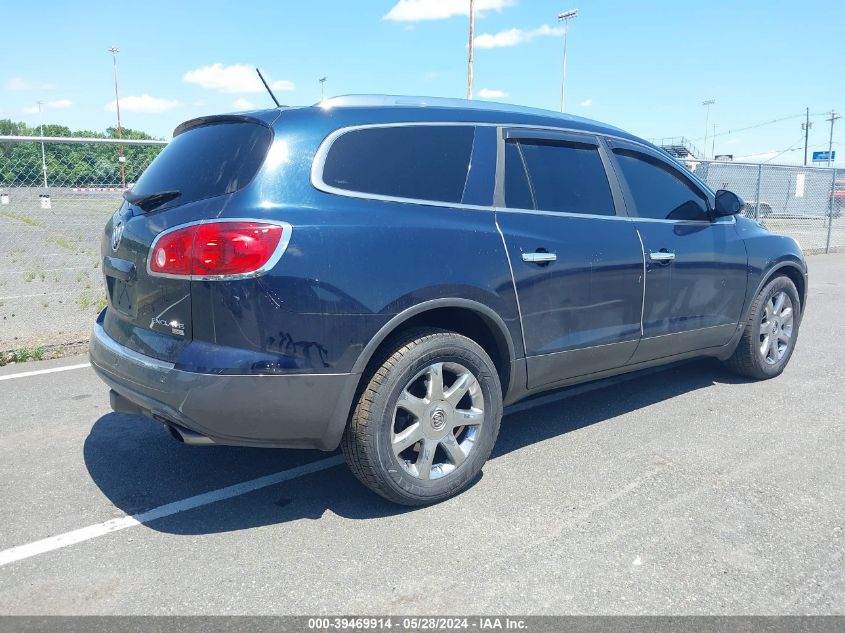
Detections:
146,218,293,281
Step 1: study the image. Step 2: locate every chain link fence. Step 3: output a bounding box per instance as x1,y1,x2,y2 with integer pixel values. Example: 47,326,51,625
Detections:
687,159,843,254
0,136,165,352
0,137,843,352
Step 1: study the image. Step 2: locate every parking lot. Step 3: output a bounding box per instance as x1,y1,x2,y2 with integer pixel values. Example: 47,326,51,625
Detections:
0,253,843,615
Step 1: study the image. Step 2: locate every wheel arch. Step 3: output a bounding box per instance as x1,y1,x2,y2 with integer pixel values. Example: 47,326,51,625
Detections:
758,261,807,313
351,299,517,398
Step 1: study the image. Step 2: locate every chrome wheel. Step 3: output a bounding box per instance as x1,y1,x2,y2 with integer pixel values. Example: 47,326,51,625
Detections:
391,361,484,480
759,291,794,365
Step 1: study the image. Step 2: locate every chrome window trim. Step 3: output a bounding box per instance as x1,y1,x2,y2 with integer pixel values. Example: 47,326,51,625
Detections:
146,218,293,281
311,121,713,212
310,122,489,211
494,206,632,222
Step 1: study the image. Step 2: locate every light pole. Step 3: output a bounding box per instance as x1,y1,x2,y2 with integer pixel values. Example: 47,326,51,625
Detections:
319,76,327,103
36,100,48,189
558,8,578,113
108,46,126,189
702,99,715,160
467,0,475,99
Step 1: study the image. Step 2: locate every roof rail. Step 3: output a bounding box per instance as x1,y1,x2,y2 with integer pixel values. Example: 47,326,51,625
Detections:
316,94,619,130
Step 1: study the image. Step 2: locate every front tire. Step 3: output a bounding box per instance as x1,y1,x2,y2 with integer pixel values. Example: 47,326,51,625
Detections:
341,328,502,506
723,275,801,380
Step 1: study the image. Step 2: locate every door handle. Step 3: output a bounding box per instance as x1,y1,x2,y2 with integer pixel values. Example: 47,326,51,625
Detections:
522,252,557,264
649,251,675,262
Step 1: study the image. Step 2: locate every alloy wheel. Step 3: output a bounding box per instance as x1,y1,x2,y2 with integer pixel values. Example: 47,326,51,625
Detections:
759,291,794,365
391,361,485,480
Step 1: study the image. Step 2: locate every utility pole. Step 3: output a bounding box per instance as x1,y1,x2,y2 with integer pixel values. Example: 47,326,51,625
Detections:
826,110,840,167
702,99,715,160
558,9,578,112
802,107,812,166
36,101,48,189
467,0,475,99
108,46,126,189
319,77,327,103
711,123,717,159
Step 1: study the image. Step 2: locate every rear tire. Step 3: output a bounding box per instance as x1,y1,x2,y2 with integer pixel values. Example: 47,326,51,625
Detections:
341,328,502,506
723,275,801,380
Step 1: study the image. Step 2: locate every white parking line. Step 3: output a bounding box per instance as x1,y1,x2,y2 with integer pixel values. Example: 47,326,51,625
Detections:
0,360,683,567
0,363,91,382
0,455,345,567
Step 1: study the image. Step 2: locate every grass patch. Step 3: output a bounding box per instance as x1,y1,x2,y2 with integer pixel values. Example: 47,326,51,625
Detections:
0,210,43,228
51,236,80,253
2,347,46,364
78,291,107,312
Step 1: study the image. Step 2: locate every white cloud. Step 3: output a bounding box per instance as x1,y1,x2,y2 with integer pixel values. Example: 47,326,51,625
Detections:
105,94,181,114
183,63,295,94
384,0,515,22
233,98,255,110
6,78,56,91
579,98,592,107
21,105,39,115
474,24,564,49
478,88,507,99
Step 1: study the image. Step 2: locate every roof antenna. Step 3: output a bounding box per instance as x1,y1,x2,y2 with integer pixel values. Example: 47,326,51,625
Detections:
255,68,281,108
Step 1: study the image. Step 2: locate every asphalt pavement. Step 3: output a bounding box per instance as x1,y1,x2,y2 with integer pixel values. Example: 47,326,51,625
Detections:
0,254,843,615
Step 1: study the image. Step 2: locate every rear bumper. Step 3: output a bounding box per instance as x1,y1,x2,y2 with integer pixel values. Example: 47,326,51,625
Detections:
89,321,359,450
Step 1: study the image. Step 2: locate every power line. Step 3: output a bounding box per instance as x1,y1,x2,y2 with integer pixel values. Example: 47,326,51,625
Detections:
762,136,807,163
689,111,831,142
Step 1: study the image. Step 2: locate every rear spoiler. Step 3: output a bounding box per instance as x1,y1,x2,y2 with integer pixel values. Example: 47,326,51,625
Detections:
172,111,282,138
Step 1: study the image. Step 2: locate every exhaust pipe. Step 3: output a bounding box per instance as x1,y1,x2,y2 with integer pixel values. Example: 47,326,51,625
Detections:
154,416,216,446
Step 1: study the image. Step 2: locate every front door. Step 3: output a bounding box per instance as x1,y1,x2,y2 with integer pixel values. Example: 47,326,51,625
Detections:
495,130,644,389
607,141,748,362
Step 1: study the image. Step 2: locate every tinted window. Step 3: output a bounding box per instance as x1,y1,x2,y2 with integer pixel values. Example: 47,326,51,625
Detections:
322,125,475,203
504,141,534,209
614,149,709,221
132,122,271,207
510,139,615,215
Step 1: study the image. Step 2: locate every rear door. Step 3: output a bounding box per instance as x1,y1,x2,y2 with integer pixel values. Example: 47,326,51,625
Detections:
495,129,644,389
102,118,274,362
607,140,748,361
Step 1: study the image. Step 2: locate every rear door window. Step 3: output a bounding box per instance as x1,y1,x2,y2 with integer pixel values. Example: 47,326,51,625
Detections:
130,121,272,209
613,149,709,221
320,125,475,204
505,138,615,215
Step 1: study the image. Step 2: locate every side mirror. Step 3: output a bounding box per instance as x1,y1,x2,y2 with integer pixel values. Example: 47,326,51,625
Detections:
714,189,744,217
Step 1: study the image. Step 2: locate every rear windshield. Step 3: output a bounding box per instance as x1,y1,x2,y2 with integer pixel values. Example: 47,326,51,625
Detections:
131,121,272,208
320,125,475,204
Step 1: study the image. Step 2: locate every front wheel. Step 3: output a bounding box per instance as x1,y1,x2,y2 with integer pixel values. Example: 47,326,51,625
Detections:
341,328,502,506
723,275,801,380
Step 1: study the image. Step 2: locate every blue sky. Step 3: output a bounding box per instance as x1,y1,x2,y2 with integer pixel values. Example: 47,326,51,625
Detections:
1,0,842,164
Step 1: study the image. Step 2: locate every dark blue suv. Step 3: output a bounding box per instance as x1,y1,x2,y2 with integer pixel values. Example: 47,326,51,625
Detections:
91,95,808,505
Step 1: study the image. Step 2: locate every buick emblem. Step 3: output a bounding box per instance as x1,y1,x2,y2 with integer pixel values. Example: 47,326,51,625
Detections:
430,408,447,430
111,221,124,251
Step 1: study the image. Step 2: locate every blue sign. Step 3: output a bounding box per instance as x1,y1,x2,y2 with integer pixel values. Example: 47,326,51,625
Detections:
812,150,835,162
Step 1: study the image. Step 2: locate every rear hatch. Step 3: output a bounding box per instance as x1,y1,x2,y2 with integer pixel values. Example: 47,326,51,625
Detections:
102,115,275,362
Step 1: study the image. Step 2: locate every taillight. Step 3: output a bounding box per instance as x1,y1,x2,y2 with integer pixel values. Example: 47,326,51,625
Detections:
148,220,290,279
